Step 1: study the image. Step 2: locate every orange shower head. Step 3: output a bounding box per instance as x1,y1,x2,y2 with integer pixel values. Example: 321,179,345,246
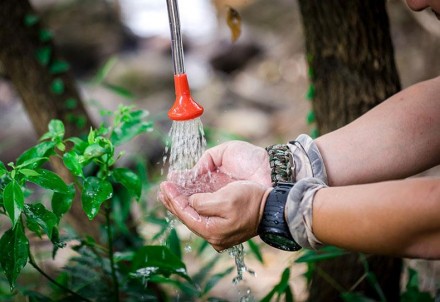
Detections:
168,74,204,121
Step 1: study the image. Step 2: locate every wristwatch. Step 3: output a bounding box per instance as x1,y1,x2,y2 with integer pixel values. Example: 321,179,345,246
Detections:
258,182,302,251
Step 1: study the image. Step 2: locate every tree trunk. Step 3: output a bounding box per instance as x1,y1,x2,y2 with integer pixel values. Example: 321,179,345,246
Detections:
298,1,403,301
0,0,101,240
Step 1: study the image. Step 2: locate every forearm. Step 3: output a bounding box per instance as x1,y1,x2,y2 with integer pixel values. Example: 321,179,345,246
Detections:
315,76,440,186
312,178,440,258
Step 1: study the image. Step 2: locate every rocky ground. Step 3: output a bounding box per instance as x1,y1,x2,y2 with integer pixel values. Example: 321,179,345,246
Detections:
0,0,439,300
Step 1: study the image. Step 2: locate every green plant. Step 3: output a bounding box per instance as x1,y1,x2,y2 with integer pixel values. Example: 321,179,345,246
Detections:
0,101,264,300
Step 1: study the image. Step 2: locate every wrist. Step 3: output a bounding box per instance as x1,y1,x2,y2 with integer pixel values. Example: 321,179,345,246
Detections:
258,182,302,251
285,178,327,250
287,134,328,184
265,134,328,185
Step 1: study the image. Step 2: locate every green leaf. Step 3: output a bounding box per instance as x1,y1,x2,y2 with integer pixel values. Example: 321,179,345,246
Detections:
131,246,190,281
94,56,118,84
277,268,291,294
103,82,134,99
295,246,348,263
306,110,316,124
49,60,70,74
18,169,41,177
305,84,315,101
64,97,77,109
341,292,376,302
23,290,54,302
87,128,96,144
0,223,29,289
81,177,113,220
307,67,314,79
66,137,88,154
310,127,319,139
36,47,51,66
247,239,264,264
192,256,220,285
113,168,141,200
51,184,75,218
24,203,58,239
3,181,24,228
27,169,69,193
56,142,66,152
284,285,294,302
197,239,210,255
38,29,52,42
261,287,278,302
63,151,83,177
261,268,291,302
166,229,182,260
24,14,39,26
51,78,65,95
83,143,107,161
203,267,234,295
48,120,65,140
111,118,153,146
16,141,55,169
148,275,200,297
0,161,8,177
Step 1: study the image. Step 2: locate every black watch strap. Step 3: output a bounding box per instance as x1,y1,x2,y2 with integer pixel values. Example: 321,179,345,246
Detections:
258,182,301,251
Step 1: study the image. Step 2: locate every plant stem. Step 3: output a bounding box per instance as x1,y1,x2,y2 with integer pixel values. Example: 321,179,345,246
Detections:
316,266,346,294
28,254,91,302
105,200,120,302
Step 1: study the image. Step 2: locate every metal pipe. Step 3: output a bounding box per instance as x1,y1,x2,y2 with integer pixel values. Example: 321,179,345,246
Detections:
166,0,185,75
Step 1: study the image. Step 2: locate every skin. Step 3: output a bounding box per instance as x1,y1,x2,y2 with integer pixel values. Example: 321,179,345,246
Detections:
406,0,440,17
313,178,440,259
159,4,440,258
315,76,440,186
406,0,440,14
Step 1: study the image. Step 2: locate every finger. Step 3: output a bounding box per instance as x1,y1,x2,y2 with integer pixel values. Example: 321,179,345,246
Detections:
193,143,229,175
188,191,227,217
160,181,190,209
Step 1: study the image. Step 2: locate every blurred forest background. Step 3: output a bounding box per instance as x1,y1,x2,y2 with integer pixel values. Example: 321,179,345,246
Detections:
0,0,439,300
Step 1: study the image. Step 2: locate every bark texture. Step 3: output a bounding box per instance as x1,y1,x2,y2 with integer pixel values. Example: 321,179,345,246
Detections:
297,1,403,301
299,0,401,133
0,0,101,239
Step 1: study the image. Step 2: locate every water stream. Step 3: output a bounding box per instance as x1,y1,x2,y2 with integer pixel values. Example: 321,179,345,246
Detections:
165,118,255,295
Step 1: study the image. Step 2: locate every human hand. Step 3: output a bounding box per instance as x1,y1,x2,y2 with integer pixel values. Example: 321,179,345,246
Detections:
159,180,272,251
191,141,272,187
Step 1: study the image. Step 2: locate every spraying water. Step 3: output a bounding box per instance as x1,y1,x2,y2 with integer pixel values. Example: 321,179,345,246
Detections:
168,118,206,181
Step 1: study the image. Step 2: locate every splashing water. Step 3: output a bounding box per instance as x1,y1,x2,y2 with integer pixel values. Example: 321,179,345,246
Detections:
228,244,256,285
165,118,254,291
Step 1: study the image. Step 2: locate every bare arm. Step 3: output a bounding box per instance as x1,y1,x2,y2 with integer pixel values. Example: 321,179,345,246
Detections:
316,76,440,186
312,178,440,259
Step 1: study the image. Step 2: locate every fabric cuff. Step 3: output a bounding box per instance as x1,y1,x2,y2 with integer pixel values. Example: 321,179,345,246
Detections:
287,134,328,184
285,177,327,250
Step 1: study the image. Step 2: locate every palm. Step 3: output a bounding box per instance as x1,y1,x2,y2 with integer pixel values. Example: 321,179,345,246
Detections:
197,141,272,187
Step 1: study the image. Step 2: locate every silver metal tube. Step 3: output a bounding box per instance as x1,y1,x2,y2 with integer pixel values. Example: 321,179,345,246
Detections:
166,0,185,75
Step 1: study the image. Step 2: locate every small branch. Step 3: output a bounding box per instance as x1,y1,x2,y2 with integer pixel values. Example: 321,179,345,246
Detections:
105,200,120,302
28,254,92,302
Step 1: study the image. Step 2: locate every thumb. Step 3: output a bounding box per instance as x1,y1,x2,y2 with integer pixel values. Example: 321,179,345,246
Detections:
189,191,225,217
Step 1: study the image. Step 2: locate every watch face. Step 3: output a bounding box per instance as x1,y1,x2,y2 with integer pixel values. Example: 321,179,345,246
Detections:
262,233,301,252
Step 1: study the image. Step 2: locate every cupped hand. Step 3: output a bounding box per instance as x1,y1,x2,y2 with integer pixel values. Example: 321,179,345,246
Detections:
159,180,272,251
192,141,272,187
